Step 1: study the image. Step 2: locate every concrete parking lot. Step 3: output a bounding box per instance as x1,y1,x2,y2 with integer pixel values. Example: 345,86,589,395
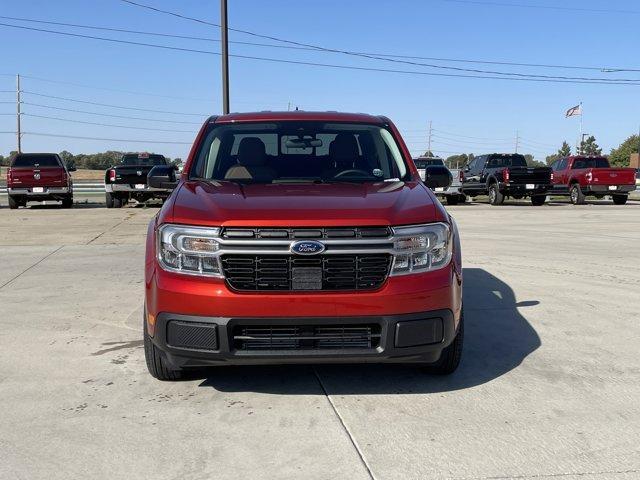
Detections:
1,199,639,480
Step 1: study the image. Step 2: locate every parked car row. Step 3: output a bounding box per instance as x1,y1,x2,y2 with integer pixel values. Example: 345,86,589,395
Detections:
415,153,637,206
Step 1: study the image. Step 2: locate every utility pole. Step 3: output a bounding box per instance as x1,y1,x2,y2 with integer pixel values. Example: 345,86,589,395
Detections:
16,74,21,153
220,0,230,114
427,121,433,155
515,130,519,153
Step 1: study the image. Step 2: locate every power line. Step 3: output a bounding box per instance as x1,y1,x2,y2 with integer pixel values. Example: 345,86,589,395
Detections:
23,102,202,124
22,113,196,133
5,14,637,73
23,91,207,116
115,2,640,83
434,129,513,141
23,131,192,144
3,21,640,87
20,75,213,101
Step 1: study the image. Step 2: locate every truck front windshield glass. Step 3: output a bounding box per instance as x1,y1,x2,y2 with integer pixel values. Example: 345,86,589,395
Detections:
190,121,408,183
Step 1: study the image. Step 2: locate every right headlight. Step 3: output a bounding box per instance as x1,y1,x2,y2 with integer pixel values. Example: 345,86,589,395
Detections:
390,223,452,276
157,224,223,277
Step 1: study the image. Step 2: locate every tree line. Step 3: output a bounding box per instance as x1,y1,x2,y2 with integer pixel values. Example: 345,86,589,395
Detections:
421,134,639,168
0,150,182,170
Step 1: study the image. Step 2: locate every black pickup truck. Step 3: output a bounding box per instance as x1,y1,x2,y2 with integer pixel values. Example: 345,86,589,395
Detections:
461,153,552,206
104,153,174,208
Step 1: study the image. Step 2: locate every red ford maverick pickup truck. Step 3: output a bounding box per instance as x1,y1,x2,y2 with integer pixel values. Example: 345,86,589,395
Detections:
143,111,462,380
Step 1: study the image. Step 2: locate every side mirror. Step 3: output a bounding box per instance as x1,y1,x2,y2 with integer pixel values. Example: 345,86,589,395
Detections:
464,165,470,172
67,165,77,172
423,165,452,189
148,165,178,190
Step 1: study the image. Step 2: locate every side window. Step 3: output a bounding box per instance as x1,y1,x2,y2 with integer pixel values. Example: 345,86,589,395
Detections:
466,159,477,172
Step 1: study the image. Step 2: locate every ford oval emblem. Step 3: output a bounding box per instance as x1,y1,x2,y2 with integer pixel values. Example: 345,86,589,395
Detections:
290,240,326,255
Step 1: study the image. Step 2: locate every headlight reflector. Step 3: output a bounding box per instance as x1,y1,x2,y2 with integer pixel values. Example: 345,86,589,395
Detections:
158,225,222,277
390,223,452,275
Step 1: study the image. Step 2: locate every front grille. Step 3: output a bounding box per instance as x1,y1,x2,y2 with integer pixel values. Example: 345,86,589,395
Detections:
232,324,381,351
221,254,391,291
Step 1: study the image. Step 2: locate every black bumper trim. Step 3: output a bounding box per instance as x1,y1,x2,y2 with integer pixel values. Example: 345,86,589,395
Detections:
150,310,456,367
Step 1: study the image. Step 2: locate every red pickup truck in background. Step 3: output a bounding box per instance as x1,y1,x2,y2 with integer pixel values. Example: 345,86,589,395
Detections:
550,155,636,205
7,153,75,209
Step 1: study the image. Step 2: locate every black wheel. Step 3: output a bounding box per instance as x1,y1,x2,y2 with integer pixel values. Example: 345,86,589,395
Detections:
446,195,459,205
488,184,504,205
105,192,114,208
144,316,183,381
531,195,546,206
425,309,464,375
61,195,73,209
612,194,628,205
112,196,123,208
8,195,20,209
459,194,467,203
570,184,585,205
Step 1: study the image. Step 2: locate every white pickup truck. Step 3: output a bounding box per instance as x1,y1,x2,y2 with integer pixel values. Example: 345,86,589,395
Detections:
414,157,465,205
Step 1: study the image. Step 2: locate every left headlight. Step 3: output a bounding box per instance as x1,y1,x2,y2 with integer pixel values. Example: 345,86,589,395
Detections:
157,224,223,277
390,223,452,276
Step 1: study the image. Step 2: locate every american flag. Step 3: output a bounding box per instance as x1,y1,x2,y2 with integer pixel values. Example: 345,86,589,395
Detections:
565,104,582,117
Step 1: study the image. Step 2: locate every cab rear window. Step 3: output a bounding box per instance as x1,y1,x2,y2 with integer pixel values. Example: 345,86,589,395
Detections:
11,154,61,168
121,154,167,166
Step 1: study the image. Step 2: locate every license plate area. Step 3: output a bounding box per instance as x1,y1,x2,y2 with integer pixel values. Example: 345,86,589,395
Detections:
608,185,617,191
135,184,146,190
32,187,44,193
526,184,535,190
292,267,322,290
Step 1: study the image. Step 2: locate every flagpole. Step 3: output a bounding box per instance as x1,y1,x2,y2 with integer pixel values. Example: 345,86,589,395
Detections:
579,102,583,154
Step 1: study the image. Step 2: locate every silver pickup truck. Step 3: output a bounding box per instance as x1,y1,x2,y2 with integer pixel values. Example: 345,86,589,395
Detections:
414,157,465,205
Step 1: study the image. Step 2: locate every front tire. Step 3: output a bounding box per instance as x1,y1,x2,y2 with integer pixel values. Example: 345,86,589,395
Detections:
488,184,504,205
570,184,585,205
530,195,546,206
426,309,464,375
144,316,183,381
612,194,628,205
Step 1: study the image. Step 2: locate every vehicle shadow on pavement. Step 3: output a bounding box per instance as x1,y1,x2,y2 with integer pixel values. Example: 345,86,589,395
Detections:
199,268,541,394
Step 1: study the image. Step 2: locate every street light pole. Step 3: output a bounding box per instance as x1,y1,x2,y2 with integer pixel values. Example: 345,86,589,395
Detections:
220,0,230,114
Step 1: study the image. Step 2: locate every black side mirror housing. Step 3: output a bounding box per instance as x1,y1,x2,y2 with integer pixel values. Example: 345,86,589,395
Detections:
423,165,452,189
67,165,77,172
148,165,178,190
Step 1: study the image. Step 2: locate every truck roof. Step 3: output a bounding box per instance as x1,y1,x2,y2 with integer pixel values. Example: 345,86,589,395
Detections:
211,111,387,125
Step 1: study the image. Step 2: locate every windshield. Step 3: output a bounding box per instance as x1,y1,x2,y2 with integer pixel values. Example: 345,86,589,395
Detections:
190,121,409,183
572,158,610,169
11,154,61,168
486,154,527,168
121,154,167,166
414,158,444,168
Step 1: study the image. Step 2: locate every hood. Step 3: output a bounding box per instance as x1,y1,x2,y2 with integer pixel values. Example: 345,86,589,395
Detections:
165,180,441,227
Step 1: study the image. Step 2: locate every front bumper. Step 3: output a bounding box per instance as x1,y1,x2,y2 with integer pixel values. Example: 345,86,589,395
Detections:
150,309,456,367
8,186,70,196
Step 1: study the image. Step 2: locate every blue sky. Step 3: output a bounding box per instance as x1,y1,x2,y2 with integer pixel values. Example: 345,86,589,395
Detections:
1,0,639,160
